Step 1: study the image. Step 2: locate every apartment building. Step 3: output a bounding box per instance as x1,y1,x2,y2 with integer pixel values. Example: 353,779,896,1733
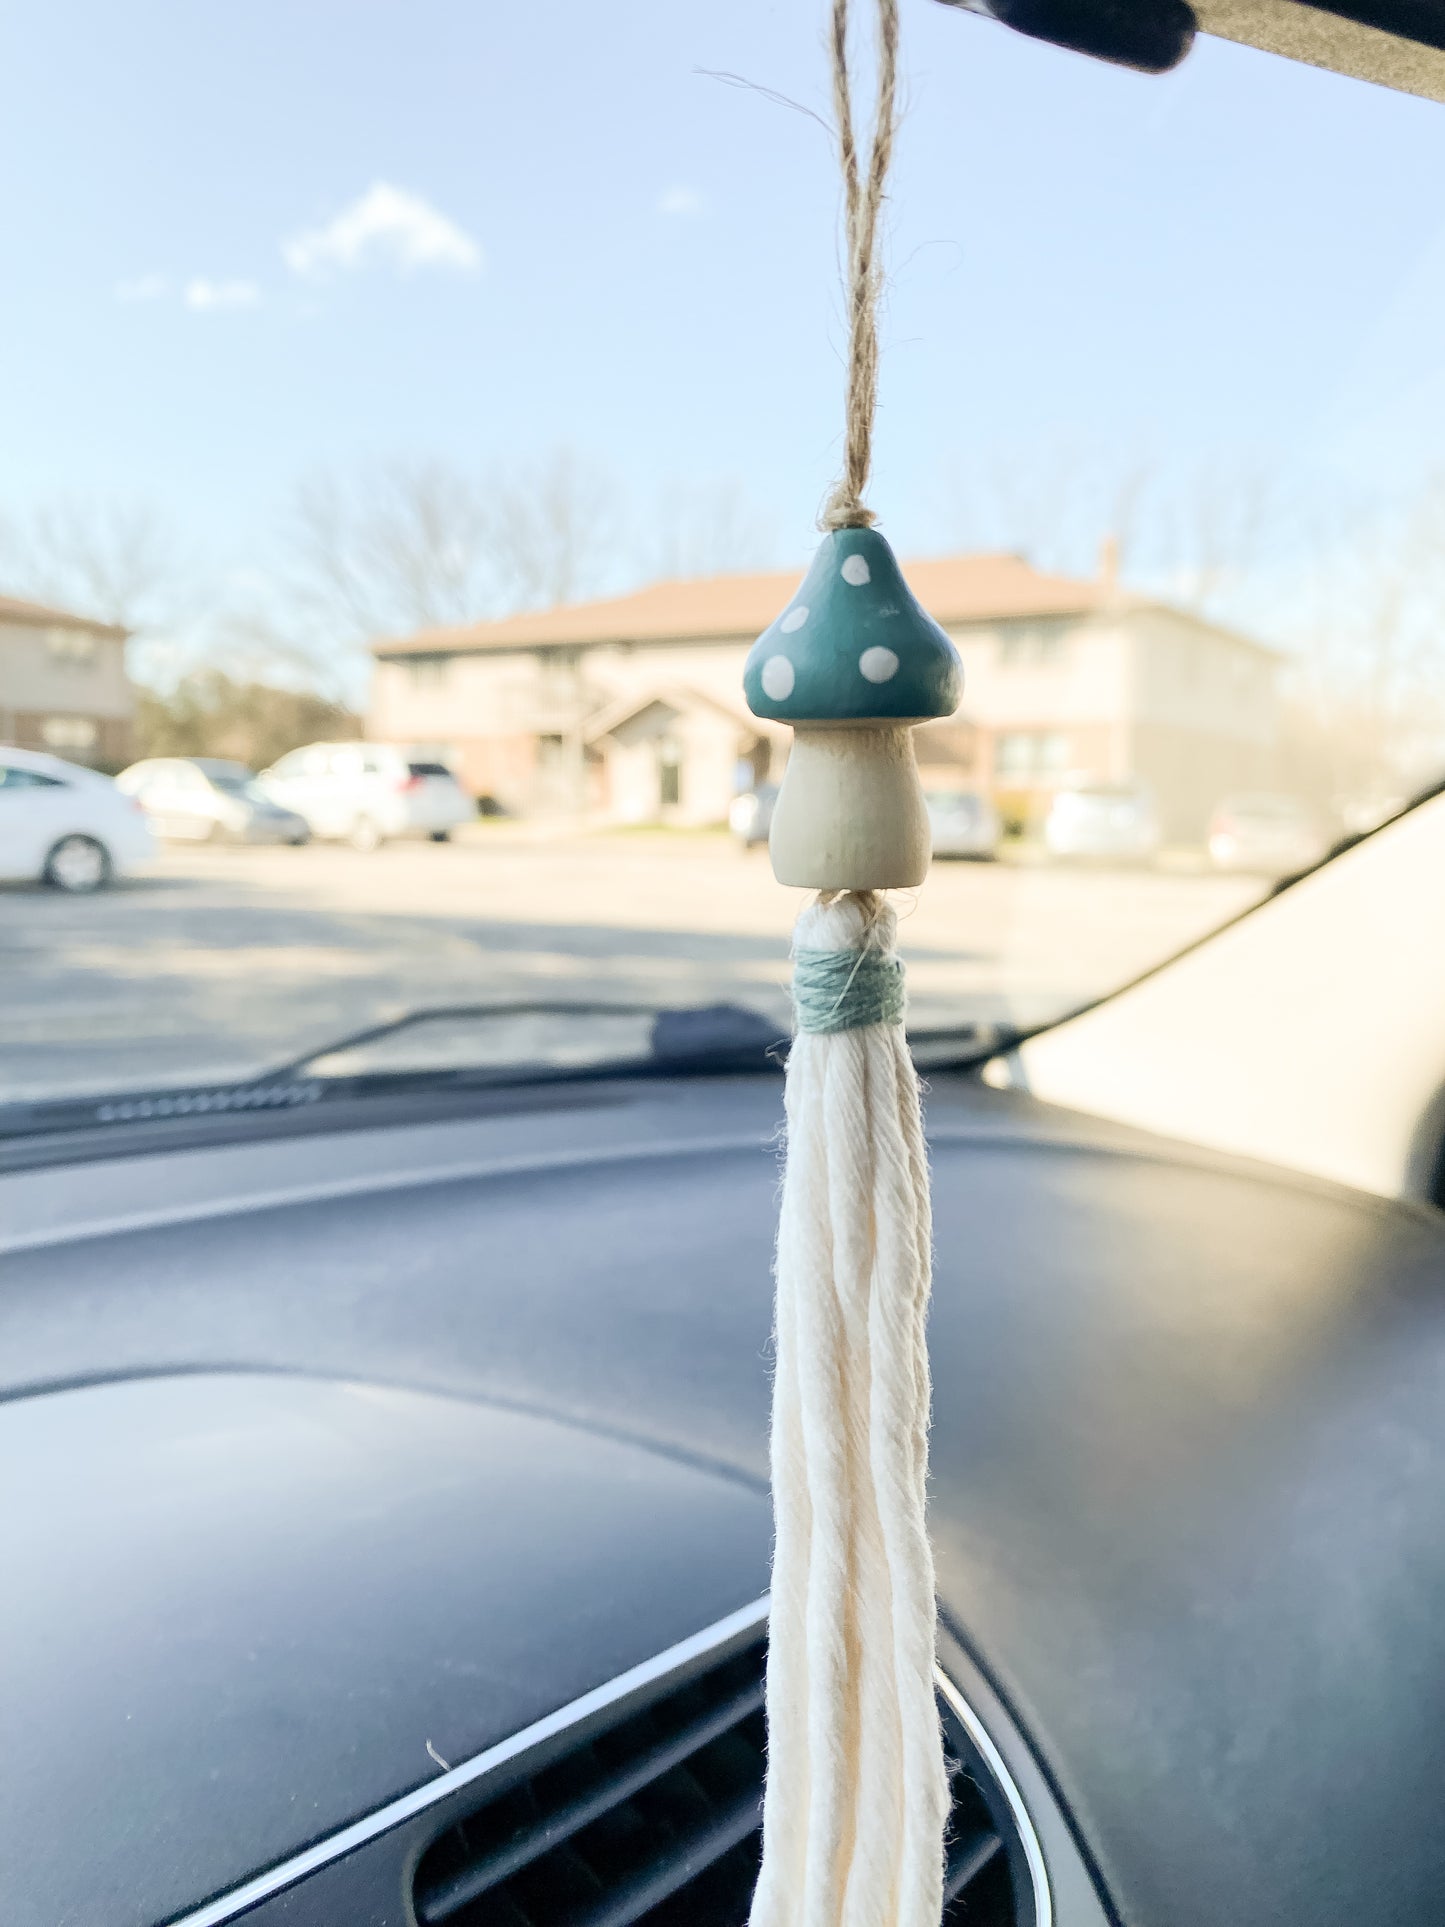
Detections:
369,551,1282,842
0,594,134,769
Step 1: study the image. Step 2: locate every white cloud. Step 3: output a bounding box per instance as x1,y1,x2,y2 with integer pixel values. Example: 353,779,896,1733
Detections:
657,185,703,218
116,273,172,302
116,274,170,303
282,182,482,280
184,278,261,312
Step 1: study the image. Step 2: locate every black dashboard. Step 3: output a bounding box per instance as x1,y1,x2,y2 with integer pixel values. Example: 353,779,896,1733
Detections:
5,1070,1445,1925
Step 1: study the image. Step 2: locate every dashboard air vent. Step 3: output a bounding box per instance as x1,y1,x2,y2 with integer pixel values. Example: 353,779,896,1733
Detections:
413,1634,1037,1926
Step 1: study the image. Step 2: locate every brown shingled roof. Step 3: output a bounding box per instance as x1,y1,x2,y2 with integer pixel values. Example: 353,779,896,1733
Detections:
371,552,1118,658
0,593,126,637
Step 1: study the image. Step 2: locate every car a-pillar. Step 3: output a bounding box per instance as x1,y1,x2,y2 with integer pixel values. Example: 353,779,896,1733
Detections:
742,526,963,889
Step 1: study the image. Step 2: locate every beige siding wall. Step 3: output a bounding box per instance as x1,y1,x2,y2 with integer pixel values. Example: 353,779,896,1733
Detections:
0,624,132,716
371,654,549,744
1129,722,1280,841
675,709,749,826
448,732,542,806
604,707,742,826
950,619,1132,733
1125,612,1281,839
1129,609,1278,745
948,618,1131,815
0,623,135,768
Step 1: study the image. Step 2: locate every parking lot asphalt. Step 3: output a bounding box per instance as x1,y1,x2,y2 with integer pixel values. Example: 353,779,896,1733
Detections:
0,828,1265,1099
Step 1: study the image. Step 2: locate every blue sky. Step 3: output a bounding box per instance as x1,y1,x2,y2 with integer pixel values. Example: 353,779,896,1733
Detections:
4,0,1445,630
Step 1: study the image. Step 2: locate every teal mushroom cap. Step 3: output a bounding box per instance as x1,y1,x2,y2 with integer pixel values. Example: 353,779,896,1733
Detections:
743,527,962,724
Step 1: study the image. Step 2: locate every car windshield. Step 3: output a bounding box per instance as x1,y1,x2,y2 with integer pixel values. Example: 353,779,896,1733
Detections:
1223,796,1306,820
1,9,1441,1109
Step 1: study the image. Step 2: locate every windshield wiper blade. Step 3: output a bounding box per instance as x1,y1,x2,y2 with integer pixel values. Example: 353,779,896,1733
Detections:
0,1002,1016,1147
277,999,1011,1080
0,1002,788,1145
275,998,800,1078
272,1000,682,1078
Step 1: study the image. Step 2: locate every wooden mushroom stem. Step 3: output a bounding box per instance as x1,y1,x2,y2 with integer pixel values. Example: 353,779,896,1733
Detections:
769,720,931,891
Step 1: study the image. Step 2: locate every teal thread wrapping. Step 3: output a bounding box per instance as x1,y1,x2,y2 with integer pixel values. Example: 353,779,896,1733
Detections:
792,946,905,1034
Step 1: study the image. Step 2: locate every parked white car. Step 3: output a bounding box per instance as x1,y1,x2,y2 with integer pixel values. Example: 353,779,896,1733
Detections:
1044,779,1161,863
256,743,473,850
0,746,154,891
116,758,311,845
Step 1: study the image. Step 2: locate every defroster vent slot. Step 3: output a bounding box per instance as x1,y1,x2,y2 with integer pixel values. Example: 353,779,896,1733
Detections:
413,1633,1037,1926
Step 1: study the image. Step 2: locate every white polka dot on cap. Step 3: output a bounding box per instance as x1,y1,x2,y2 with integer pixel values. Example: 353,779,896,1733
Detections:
780,605,809,634
841,554,871,586
858,646,899,684
761,655,796,701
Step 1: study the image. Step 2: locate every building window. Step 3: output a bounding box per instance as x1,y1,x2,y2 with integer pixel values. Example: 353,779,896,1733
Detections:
658,735,682,808
46,627,97,665
995,730,1070,778
537,649,582,704
406,656,450,689
539,647,579,679
998,624,1068,668
41,715,98,751
537,733,567,769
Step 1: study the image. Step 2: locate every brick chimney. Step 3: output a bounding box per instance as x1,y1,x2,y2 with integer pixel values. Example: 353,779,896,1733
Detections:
1098,533,1120,594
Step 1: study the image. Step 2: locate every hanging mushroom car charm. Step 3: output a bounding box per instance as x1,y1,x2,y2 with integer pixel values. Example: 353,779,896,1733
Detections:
743,526,963,890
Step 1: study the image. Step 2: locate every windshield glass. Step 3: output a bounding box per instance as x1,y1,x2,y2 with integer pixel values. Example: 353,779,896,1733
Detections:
1,8,1441,1106
1221,795,1307,819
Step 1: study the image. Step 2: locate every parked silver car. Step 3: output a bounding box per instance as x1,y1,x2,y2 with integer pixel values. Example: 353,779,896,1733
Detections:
1044,779,1161,864
116,759,311,845
925,788,1000,860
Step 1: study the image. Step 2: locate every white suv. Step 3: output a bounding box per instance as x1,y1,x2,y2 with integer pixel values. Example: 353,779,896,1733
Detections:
257,743,473,850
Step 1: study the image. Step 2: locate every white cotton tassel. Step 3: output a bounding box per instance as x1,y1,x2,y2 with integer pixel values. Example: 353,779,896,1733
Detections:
751,890,950,1927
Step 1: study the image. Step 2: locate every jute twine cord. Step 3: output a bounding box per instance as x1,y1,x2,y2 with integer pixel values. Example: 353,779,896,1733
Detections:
820,0,899,533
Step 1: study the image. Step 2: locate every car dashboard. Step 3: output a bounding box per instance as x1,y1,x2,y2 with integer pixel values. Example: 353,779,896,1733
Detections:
5,1068,1445,1926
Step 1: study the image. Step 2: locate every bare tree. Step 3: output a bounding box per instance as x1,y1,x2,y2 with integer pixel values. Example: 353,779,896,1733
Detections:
283,460,495,644
648,478,781,580
1157,461,1288,614
279,448,627,665
195,594,360,706
1283,474,1445,810
0,496,185,631
945,442,1155,581
135,669,361,768
945,442,1309,633
948,438,1445,811
488,448,623,610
